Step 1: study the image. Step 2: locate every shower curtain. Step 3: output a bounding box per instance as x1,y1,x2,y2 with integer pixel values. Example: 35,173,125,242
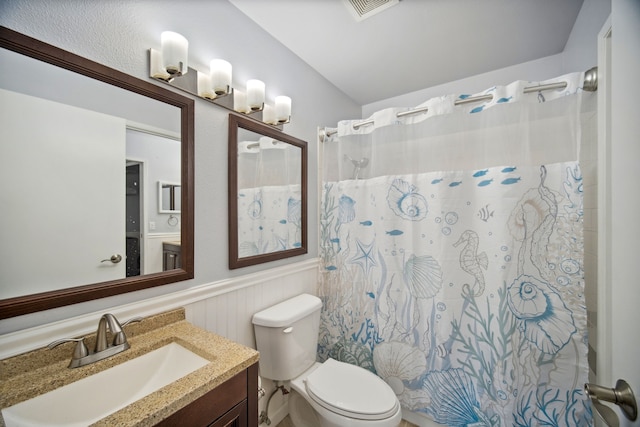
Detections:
319,73,594,426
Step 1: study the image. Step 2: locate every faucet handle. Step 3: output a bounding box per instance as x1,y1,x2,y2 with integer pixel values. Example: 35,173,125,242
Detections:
112,316,143,346
48,337,89,360
121,316,143,327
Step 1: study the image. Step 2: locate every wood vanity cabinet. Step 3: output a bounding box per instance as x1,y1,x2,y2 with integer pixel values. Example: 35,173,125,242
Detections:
155,362,258,427
162,242,182,271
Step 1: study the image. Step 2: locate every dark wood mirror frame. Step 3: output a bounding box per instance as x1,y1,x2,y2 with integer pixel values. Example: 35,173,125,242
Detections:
228,113,307,269
0,26,195,319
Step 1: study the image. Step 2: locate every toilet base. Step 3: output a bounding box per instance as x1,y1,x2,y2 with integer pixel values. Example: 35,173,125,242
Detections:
288,390,321,427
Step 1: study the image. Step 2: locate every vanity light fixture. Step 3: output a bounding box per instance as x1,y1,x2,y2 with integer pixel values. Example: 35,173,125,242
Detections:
210,59,232,96
247,79,265,112
233,90,251,114
275,96,292,124
262,104,277,125
150,32,291,127
150,48,171,81
161,31,188,77
197,72,214,99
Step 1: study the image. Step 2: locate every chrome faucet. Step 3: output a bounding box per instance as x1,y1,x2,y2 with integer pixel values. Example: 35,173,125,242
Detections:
48,313,143,368
95,313,127,352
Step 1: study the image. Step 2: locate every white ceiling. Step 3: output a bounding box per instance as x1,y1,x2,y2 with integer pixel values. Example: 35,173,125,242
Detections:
228,0,585,106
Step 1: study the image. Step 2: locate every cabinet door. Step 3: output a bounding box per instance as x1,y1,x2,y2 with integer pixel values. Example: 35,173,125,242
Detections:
162,244,182,271
208,401,247,427
163,250,179,270
154,369,247,427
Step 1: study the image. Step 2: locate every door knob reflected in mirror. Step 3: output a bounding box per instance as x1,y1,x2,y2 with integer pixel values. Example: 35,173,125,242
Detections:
100,254,123,264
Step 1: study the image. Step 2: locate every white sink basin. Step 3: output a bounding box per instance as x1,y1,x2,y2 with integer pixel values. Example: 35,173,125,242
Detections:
2,342,210,427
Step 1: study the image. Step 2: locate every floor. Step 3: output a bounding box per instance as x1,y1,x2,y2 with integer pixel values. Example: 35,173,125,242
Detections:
275,415,418,427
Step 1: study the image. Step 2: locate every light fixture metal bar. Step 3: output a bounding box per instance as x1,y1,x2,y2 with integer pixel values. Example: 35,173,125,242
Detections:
149,49,282,130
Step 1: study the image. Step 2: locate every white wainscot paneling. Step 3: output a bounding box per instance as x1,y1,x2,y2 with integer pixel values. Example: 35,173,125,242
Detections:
184,261,318,348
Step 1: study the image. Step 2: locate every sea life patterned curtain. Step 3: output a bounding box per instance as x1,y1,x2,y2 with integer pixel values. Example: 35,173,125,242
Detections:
319,73,595,426
237,185,302,256
236,137,302,256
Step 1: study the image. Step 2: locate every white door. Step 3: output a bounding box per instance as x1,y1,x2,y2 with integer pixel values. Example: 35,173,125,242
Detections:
0,88,126,298
596,3,640,425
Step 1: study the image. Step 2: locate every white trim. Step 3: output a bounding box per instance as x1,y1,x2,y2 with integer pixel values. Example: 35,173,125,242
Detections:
401,408,443,426
595,15,612,387
146,232,181,239
317,126,324,266
126,121,180,141
267,399,289,427
0,258,319,359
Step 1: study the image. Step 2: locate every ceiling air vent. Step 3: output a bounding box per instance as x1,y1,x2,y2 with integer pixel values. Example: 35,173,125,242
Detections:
343,0,401,22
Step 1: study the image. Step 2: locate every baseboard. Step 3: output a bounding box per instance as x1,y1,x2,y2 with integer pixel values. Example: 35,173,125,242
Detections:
402,409,443,426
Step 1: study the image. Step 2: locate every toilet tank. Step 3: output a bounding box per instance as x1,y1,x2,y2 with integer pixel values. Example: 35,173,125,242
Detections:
252,294,322,381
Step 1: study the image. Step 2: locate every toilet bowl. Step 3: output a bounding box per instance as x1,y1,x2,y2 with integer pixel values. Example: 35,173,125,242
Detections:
288,360,401,427
252,294,401,427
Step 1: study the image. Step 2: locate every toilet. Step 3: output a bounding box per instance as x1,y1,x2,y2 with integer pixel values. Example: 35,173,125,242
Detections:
252,294,402,427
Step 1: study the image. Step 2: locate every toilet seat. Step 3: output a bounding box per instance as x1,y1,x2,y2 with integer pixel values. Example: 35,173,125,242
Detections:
304,358,399,421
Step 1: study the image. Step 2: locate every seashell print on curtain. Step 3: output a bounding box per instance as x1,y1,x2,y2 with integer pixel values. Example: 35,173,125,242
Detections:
319,162,591,426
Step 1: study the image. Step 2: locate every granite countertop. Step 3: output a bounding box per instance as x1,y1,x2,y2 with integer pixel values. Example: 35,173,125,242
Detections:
0,308,259,427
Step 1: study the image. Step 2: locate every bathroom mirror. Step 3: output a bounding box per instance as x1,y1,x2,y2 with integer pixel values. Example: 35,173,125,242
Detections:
0,26,194,319
228,114,307,269
159,182,182,213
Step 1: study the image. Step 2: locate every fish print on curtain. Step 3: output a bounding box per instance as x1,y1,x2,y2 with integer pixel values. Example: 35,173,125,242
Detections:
237,185,302,257
319,162,591,426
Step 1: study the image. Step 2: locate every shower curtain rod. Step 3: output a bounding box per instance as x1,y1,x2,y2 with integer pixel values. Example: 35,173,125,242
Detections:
322,66,598,139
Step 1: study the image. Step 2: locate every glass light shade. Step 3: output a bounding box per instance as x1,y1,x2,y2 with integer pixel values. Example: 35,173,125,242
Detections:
161,31,188,75
210,59,232,96
234,90,250,114
247,79,265,111
150,50,171,81
197,72,215,99
262,104,277,125
275,96,292,123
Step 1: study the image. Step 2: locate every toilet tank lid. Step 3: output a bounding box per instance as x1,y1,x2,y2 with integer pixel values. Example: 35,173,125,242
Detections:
252,294,322,327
